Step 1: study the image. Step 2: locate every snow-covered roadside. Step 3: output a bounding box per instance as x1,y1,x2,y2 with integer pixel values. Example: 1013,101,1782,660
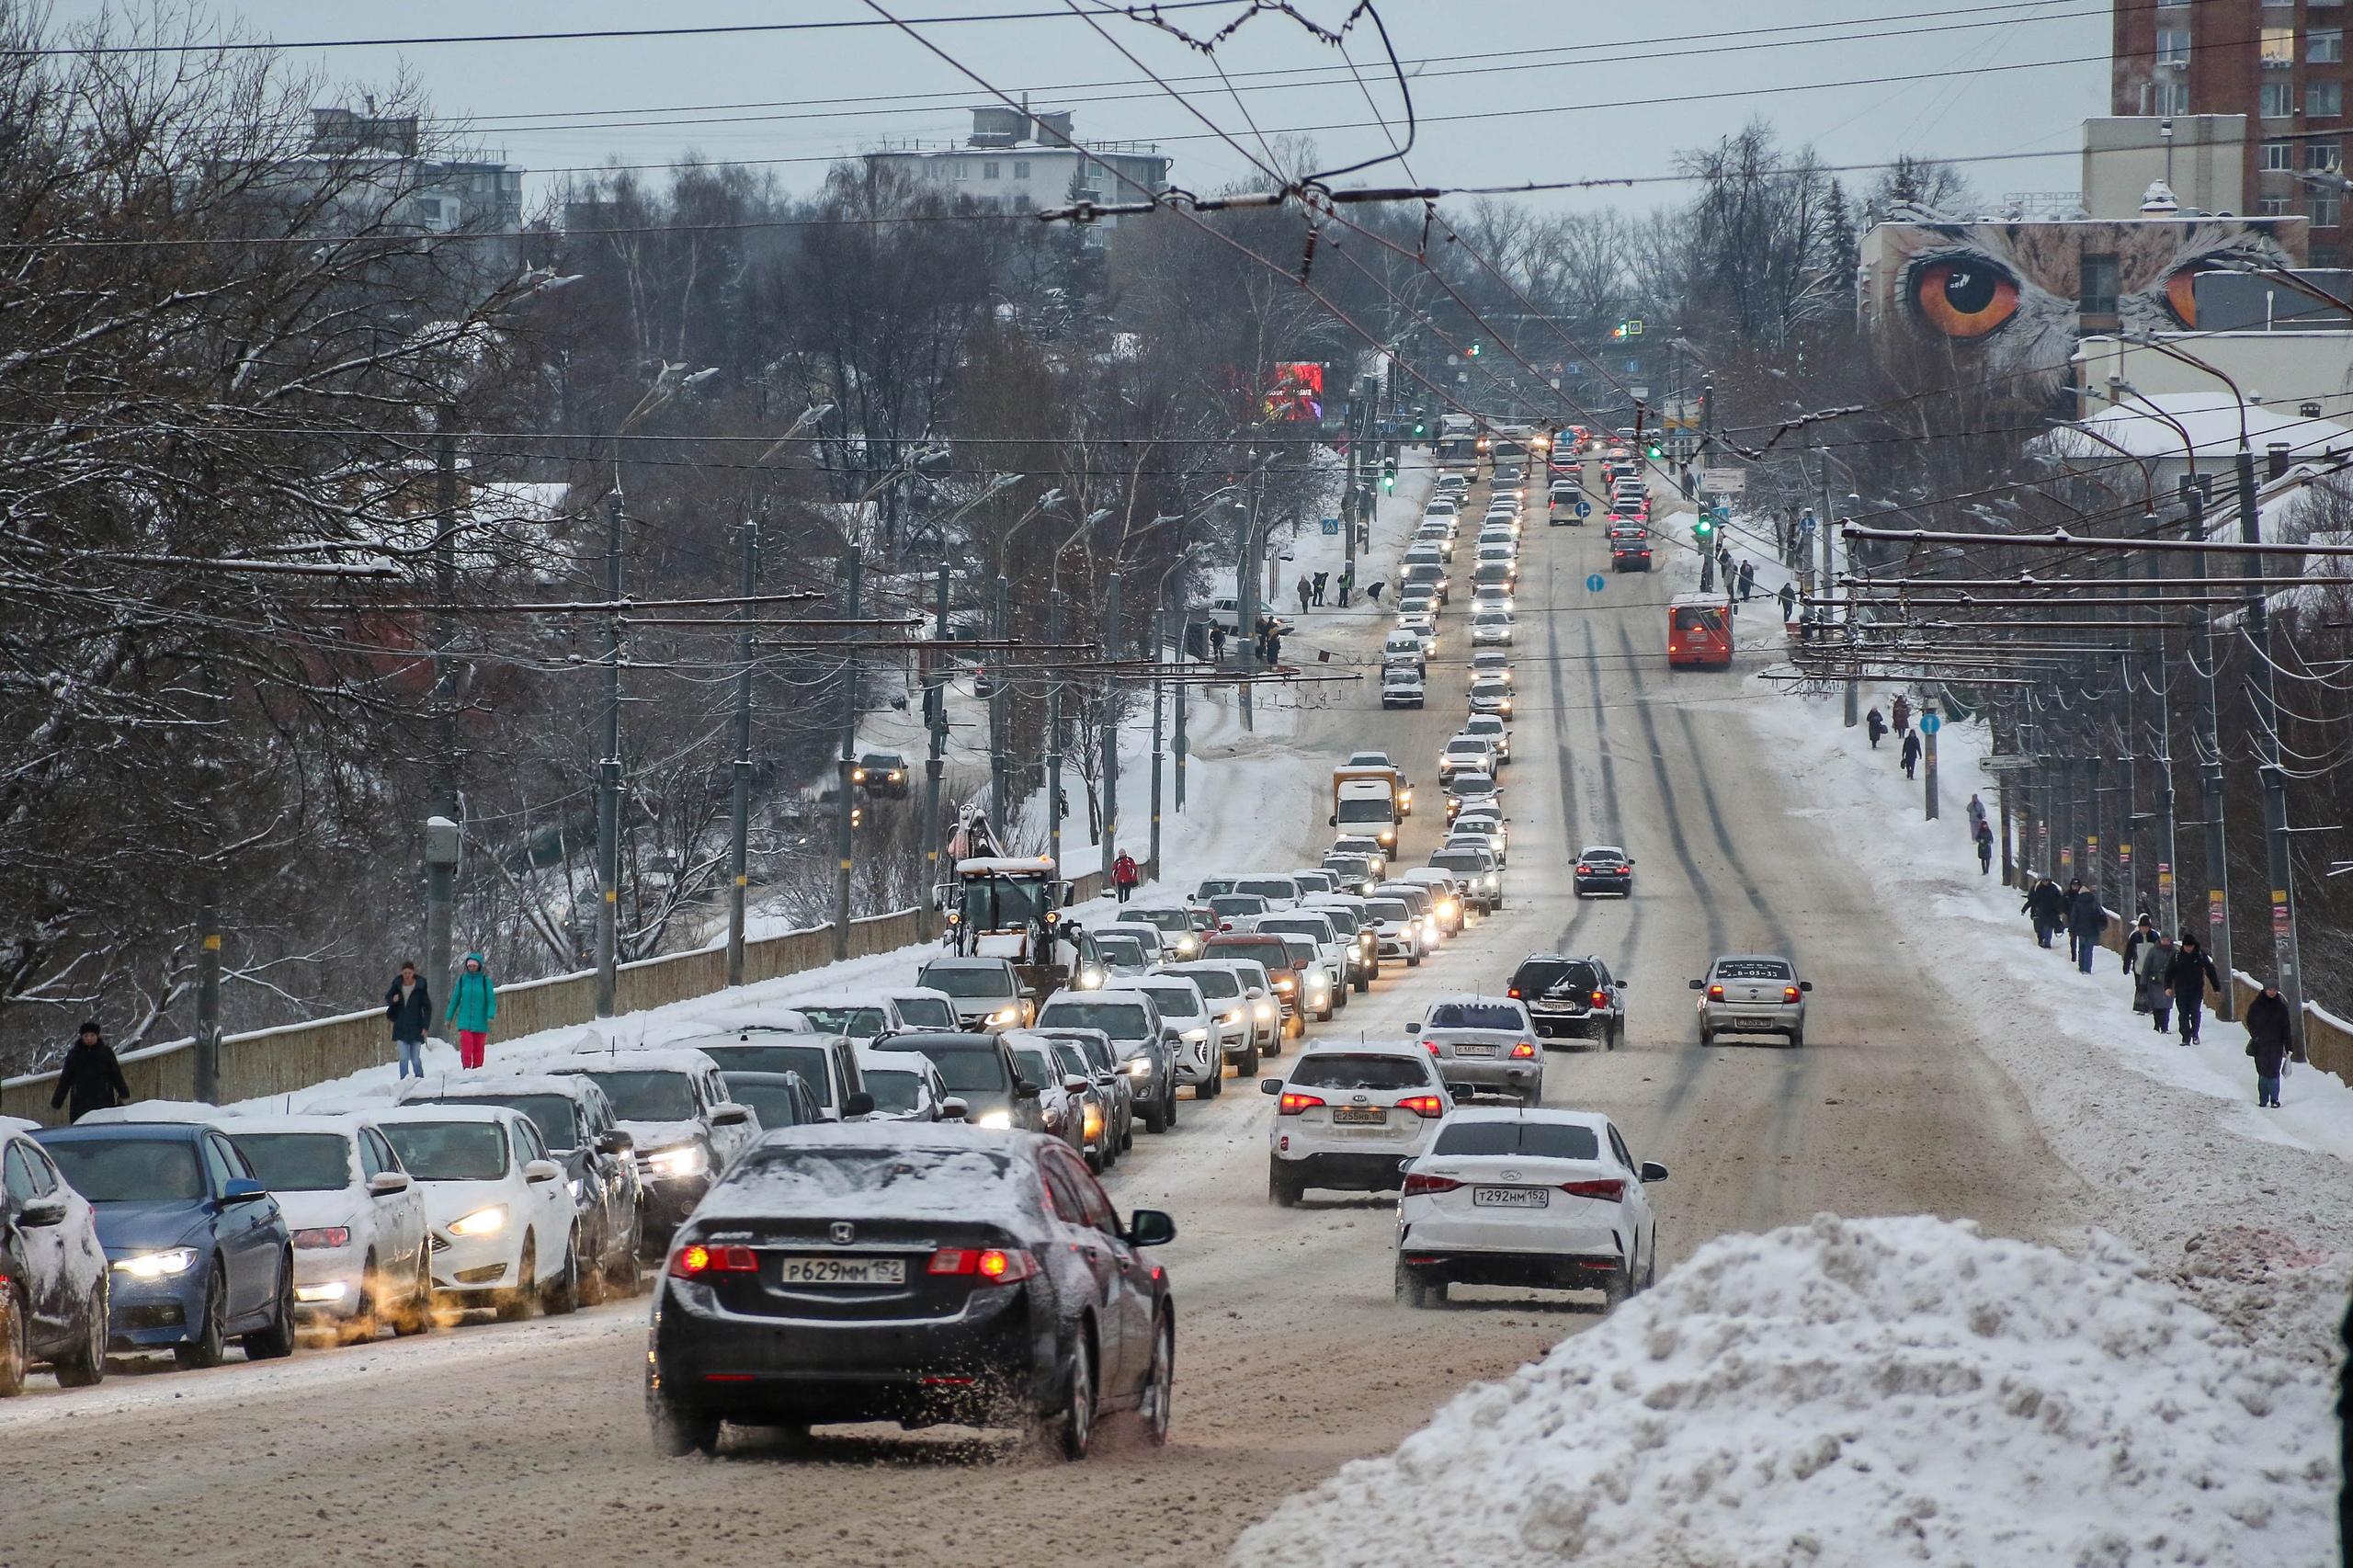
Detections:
1233,1214,2336,1568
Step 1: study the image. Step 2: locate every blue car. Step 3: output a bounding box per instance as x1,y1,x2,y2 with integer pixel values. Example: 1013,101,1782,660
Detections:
33,1122,297,1369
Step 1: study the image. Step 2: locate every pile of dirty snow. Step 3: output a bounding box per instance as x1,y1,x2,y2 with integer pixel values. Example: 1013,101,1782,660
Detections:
1233,1215,2336,1568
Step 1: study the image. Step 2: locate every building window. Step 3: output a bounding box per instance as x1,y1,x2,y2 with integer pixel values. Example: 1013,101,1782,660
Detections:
2316,191,2344,227
2156,28,2190,66
2263,81,2294,118
982,161,1000,179
2313,81,2346,118
1013,160,1030,179
2260,196,2292,215
2155,78,2192,115
953,164,969,179
2266,139,2298,170
2317,29,2347,63
2081,253,2120,316
2313,141,2345,171
2264,26,2297,66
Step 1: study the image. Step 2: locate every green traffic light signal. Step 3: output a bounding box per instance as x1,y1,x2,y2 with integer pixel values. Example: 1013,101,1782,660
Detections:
1467,342,1482,357
1694,517,1714,538
1381,472,1396,491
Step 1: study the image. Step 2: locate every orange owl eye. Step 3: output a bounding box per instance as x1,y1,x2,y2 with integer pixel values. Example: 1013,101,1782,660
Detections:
1913,259,2019,338
2165,267,2203,327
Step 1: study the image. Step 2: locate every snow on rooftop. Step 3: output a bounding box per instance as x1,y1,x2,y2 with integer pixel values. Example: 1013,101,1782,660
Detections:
2043,391,2353,463
1235,1213,2335,1568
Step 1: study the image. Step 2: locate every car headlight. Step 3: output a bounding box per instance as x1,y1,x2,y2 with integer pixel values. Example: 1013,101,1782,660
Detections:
1078,968,1104,989
987,1006,1020,1026
114,1246,199,1278
646,1143,709,1180
567,1177,583,1199
1177,937,1199,957
1124,1058,1154,1077
1221,1008,1245,1026
448,1205,507,1238
851,768,867,782
976,1108,1014,1130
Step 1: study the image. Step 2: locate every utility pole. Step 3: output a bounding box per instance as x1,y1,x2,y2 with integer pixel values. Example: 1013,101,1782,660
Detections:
918,559,949,941
1149,603,1166,879
2187,486,2234,1015
427,406,460,1006
594,490,624,1017
1172,575,1190,815
2233,444,2304,1050
725,519,758,986
1922,695,1940,820
1341,377,1368,590
990,574,1010,839
832,547,862,963
2115,645,2137,928
1235,494,1258,733
1829,474,1856,728
1100,570,1122,881
194,875,222,1104
2147,519,2178,934
1046,587,1065,879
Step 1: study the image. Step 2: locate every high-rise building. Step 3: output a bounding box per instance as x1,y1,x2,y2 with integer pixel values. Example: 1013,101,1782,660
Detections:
2113,0,2349,260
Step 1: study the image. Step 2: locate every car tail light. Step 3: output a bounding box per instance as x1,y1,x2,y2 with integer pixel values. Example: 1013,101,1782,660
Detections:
1277,1092,1324,1115
1708,984,1725,1000
1509,1041,1537,1059
927,1247,1039,1284
1591,990,1609,1008
1422,1040,1439,1055
1401,1172,1461,1197
1506,986,1520,998
291,1226,351,1250
1783,985,1802,1003
1395,1095,1448,1119
1575,864,1590,875
671,1243,758,1278
1560,1178,1625,1202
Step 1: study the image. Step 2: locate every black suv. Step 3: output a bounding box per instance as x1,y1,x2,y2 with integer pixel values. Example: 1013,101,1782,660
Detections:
853,752,910,799
1506,953,1626,1049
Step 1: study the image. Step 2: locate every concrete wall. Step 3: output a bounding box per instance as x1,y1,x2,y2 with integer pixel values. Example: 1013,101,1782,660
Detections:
2082,115,2246,221
2073,331,2353,424
1,872,1103,1125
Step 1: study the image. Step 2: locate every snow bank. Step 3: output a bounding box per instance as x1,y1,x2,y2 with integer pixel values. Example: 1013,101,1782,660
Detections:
1233,1214,2336,1568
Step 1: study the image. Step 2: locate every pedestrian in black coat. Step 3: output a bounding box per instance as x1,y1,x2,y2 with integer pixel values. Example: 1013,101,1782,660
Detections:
1900,729,1922,778
49,1020,131,1124
2245,984,2292,1107
2067,887,2109,972
1866,707,1886,748
2165,937,2220,1045
2025,877,2066,948
1778,581,1798,623
1737,560,1756,601
2122,915,2157,992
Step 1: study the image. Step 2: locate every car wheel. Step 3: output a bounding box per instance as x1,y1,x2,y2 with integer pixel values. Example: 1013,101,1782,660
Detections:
608,1223,644,1296
1140,1094,1168,1135
1699,1025,1715,1047
1600,1263,1632,1312
542,1232,582,1316
578,1223,610,1308
0,1286,26,1398
497,1238,540,1322
1393,1261,1433,1309
1790,1027,1806,1050
176,1266,228,1369
1163,1085,1179,1130
242,1254,299,1360
394,1254,433,1335
1137,1311,1175,1447
1048,1335,1097,1461
1237,1040,1259,1076
1642,1239,1658,1292
1406,949,1421,968
341,1252,381,1346
1353,971,1370,994
650,1395,722,1457
1086,1146,1104,1174
52,1279,107,1389
1268,1167,1300,1208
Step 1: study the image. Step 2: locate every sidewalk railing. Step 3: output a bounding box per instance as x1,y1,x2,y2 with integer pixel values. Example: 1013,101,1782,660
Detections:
2,870,1104,1124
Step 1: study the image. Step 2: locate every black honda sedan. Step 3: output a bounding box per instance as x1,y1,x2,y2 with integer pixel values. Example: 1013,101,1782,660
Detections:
647,1123,1176,1460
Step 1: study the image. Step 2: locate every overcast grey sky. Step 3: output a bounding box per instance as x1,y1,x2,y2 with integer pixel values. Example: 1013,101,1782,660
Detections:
52,1,2112,214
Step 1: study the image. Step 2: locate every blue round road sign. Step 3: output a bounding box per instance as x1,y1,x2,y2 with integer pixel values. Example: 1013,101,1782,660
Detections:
1586,573,1607,593
1574,499,1591,517
1921,712,1941,734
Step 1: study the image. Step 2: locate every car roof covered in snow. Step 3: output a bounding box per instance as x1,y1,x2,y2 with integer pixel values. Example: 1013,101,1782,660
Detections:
693,1122,1054,1225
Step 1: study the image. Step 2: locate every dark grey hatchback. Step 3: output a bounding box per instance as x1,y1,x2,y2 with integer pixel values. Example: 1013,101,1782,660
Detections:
647,1123,1176,1460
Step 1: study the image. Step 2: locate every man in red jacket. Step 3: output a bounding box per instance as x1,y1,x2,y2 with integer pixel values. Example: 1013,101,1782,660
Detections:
1112,850,1139,903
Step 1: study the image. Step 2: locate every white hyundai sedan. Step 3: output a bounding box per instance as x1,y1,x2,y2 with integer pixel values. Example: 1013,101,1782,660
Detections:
371,1106,581,1322
227,1114,431,1343
1394,1107,1665,1310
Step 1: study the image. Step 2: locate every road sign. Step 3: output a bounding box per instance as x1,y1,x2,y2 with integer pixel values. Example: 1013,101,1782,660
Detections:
1698,467,1746,495
1979,756,2038,772
1574,500,1591,517
2210,888,2226,926
1920,712,1941,735
1586,573,1607,593
1321,517,1340,535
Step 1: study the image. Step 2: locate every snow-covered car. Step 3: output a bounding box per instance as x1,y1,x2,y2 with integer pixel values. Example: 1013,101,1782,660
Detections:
1428,846,1505,912
372,1106,583,1319
1154,960,1266,1073
1088,931,1155,979
228,1114,432,1340
778,994,911,1046
673,1028,867,1122
1453,809,1509,861
33,1120,297,1369
1123,906,1208,961
395,1074,643,1294
1471,650,1513,687
1381,665,1426,709
1101,975,1221,1096
1471,608,1517,647
0,1119,108,1393
1445,776,1502,824
1249,913,1358,1008
1693,954,1812,1047
715,1070,827,1133
532,1047,760,1245
1300,897,1381,992
869,1032,1042,1134
1207,892,1272,926
1415,996,1542,1104
1394,1108,1665,1309
1263,1041,1453,1206
1438,735,1497,780
1321,852,1381,895
914,956,1031,1032
882,986,960,1033
1034,990,1179,1133
1467,676,1515,718
1030,1032,1120,1171
1328,835,1389,878
849,1048,960,1123
1093,920,1178,965
1395,869,1468,937
1381,630,1427,671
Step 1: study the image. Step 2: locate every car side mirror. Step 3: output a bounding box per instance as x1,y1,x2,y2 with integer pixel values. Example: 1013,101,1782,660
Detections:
1799,981,1813,993
597,1130,634,1154
1014,1079,1041,1100
938,1096,968,1122
1259,1078,1283,1096
1327,813,1338,826
1063,1074,1092,1095
18,1197,66,1228
843,1091,877,1119
1688,978,1703,990
710,1103,750,1128
1124,1209,1177,1247
221,1177,271,1205
1640,1161,1670,1184
1450,1085,1475,1103
523,1159,562,1185
367,1171,412,1197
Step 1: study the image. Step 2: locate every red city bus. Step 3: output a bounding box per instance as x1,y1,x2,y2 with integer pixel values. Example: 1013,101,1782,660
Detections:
1667,594,1733,669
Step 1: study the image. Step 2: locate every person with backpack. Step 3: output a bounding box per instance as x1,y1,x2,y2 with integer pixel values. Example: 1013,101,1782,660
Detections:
2068,884,2109,974
1112,850,1139,903
445,952,497,1071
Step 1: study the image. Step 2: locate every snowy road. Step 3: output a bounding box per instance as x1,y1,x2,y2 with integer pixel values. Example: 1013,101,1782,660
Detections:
0,465,2093,1568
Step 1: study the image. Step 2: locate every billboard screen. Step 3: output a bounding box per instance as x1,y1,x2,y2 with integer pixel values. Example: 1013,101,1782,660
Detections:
1265,361,1324,422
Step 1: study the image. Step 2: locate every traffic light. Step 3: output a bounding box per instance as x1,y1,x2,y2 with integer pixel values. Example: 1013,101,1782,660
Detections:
1412,416,1427,437
850,803,865,829
1694,515,1714,540
1467,341,1482,357
1647,438,1664,460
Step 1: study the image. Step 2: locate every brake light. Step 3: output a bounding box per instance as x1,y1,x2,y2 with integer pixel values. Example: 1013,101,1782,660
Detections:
671,1243,758,1278
927,1247,1039,1283
1395,1095,1448,1119
1506,987,1520,999
1422,1040,1439,1055
1277,1092,1324,1115
1592,990,1608,1008
1508,1041,1537,1059
1708,984,1725,1000
1783,985,1802,1004
1401,1173,1461,1197
1560,1178,1625,1201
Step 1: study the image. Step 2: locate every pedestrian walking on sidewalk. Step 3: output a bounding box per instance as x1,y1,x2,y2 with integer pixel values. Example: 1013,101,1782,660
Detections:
1866,706,1886,748
1112,850,1139,904
2026,874,2066,949
385,960,432,1079
446,952,497,1070
1778,581,1798,625
1737,560,1756,601
2245,982,2292,1107
1210,623,1227,662
1967,793,1988,835
1975,819,1995,875
49,1020,130,1124
1312,571,1328,606
2063,878,2086,961
1296,574,1312,616
2165,935,2220,1045
1900,728,1922,779
2122,915,2157,1006
2069,885,2109,973
1892,694,1912,736
2137,931,2177,1031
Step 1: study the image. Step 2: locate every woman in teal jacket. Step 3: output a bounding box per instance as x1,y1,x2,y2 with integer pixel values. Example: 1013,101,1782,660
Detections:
446,952,497,1069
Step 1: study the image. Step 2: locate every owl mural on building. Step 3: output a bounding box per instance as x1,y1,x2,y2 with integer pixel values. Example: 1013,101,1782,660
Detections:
1859,216,2302,410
